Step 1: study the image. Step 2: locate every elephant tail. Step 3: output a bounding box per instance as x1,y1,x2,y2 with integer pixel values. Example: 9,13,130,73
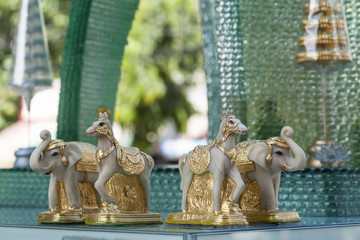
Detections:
179,153,187,190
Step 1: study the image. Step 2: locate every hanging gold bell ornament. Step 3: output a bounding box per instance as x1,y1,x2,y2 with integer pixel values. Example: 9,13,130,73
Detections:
295,0,352,166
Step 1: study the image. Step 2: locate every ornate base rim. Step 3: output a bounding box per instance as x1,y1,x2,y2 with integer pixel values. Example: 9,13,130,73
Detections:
85,212,163,225
166,212,248,226
243,210,301,223
37,210,85,223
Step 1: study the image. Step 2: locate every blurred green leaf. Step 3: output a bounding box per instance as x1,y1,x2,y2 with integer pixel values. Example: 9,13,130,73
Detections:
115,0,203,151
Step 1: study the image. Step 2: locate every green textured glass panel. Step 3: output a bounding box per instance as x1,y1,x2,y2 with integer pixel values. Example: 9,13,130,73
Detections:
199,0,247,142
0,169,49,208
201,0,360,162
1,168,360,217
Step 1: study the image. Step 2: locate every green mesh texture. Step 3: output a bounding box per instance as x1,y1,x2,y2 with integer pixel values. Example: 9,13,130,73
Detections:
200,0,360,160
149,168,182,214
57,0,139,144
0,169,49,208
279,168,360,217
1,168,360,217
57,0,93,141
199,0,247,142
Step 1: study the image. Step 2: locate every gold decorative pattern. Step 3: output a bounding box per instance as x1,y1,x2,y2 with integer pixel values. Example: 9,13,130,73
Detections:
37,210,85,223
266,137,290,149
235,141,257,173
186,172,239,213
296,51,351,63
45,139,66,151
240,181,261,211
117,147,145,176
56,180,69,210
104,173,147,213
166,211,248,226
86,211,163,225
304,2,342,15
301,19,345,32
188,145,211,175
299,35,349,48
75,142,98,172
78,181,98,209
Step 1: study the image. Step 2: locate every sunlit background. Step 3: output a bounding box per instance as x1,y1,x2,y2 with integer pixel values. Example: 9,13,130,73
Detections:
0,0,207,168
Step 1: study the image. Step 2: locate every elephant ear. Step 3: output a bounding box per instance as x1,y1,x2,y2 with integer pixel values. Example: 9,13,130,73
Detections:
64,143,82,168
248,142,270,170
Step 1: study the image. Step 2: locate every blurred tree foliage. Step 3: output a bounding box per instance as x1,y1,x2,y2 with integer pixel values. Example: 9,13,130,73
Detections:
0,0,70,130
115,0,204,151
0,0,203,153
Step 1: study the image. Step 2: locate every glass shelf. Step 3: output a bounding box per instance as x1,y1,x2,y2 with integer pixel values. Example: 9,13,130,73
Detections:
1,207,360,240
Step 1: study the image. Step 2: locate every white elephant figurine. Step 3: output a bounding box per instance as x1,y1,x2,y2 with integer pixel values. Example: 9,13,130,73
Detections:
30,129,100,223
235,126,306,222
85,112,162,224
166,110,249,226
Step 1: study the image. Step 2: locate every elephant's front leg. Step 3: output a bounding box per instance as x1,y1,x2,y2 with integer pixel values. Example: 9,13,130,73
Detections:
64,174,82,209
257,173,277,210
273,173,281,210
212,171,224,213
181,170,193,212
48,176,58,211
139,172,151,211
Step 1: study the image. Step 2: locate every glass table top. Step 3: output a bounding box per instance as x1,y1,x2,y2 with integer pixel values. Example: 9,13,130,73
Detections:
1,207,360,240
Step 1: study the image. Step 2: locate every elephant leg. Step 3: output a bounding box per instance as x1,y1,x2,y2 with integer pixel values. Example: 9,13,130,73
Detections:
273,173,281,210
227,165,245,203
139,172,151,211
212,171,224,212
94,167,116,203
181,169,193,212
48,176,58,211
64,176,82,209
257,174,276,210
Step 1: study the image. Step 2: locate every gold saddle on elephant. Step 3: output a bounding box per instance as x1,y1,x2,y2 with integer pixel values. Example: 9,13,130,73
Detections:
116,146,145,175
188,145,212,175
74,142,98,173
235,141,258,174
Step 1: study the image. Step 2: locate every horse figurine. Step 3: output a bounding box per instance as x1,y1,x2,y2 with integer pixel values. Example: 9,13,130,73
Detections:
86,112,162,224
166,110,249,226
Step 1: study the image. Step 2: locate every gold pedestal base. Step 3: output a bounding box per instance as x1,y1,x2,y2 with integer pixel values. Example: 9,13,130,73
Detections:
166,212,248,226
37,210,86,223
85,211,163,225
243,210,301,223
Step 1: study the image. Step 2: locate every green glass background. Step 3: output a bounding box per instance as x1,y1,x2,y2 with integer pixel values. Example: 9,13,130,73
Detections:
1,168,359,217
200,0,360,165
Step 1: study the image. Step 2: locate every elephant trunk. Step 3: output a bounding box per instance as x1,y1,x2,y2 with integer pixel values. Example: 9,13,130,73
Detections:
281,126,306,172
30,130,53,173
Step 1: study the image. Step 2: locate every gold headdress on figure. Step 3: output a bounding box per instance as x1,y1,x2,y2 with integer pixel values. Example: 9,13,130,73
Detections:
265,137,290,165
45,139,68,166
